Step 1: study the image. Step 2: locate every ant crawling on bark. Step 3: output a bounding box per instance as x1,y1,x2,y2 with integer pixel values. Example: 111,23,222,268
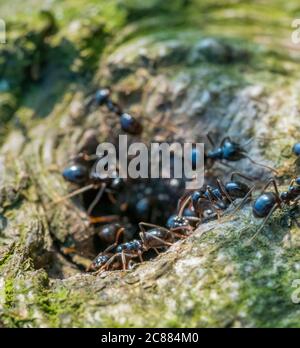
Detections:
87,88,143,135
191,133,278,174
249,176,300,242
88,222,182,272
190,172,255,222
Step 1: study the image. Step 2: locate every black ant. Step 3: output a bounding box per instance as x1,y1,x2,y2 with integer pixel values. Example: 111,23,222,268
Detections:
62,150,98,186
191,133,277,174
89,88,143,135
62,162,90,185
191,172,255,222
88,222,180,272
250,177,300,241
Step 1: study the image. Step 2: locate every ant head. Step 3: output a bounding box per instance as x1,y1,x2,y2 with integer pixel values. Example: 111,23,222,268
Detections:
94,88,110,106
280,191,289,202
221,138,245,161
62,164,89,184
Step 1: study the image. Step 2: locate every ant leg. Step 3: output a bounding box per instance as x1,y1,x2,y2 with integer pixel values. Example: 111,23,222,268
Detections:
51,183,96,206
95,253,117,274
153,248,160,255
138,222,169,234
108,193,117,204
241,136,284,148
288,178,296,190
171,231,187,239
185,216,201,222
244,154,278,174
87,183,106,215
138,232,173,248
220,136,232,147
229,171,255,183
240,137,255,148
224,185,256,220
218,161,236,171
171,224,193,233
260,178,282,208
178,195,192,217
206,187,223,218
71,153,98,163
176,192,192,215
115,227,125,244
206,132,216,147
121,251,127,271
138,250,144,263
248,204,278,243
170,225,193,238
89,215,119,224
103,228,125,253
216,179,234,205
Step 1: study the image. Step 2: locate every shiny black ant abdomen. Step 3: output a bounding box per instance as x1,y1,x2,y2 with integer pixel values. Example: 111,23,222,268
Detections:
253,192,278,218
62,163,89,185
293,143,300,156
120,113,143,135
250,177,300,241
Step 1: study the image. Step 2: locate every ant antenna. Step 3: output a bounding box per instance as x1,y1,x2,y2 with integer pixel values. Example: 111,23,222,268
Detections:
244,154,278,174
87,183,106,215
178,195,192,216
229,171,256,182
247,205,278,244
241,136,285,148
50,183,96,206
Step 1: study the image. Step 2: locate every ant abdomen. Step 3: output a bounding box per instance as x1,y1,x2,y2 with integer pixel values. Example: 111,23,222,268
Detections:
225,181,250,199
62,164,89,185
252,192,277,218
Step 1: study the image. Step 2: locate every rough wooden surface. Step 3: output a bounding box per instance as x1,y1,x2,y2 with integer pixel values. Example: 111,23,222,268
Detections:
0,0,300,327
